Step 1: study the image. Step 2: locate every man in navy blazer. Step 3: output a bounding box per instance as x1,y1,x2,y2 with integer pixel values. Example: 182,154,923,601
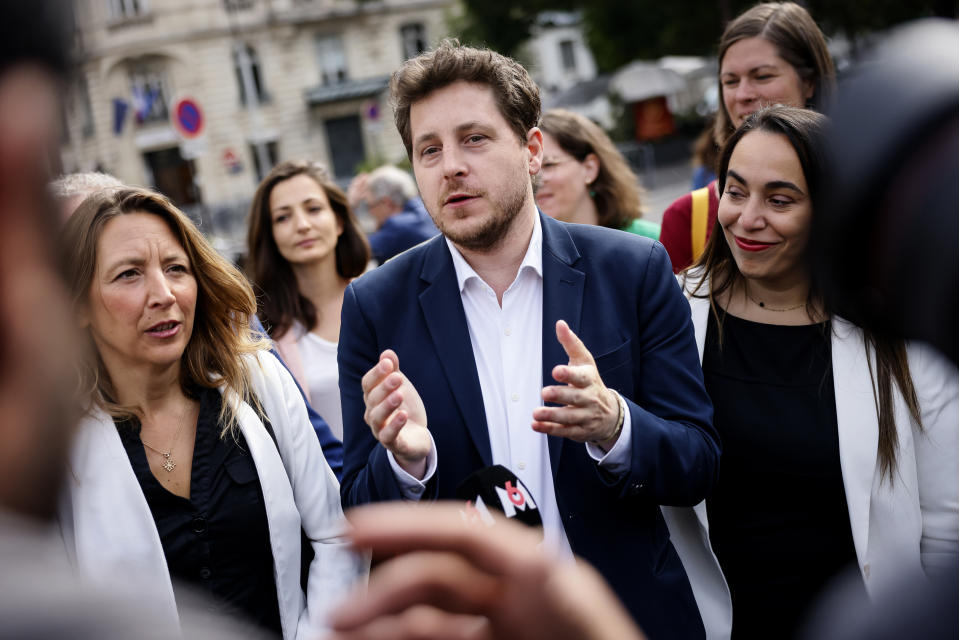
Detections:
361,165,438,264
338,40,718,639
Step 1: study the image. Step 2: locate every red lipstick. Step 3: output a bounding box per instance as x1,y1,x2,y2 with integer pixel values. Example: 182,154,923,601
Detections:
734,236,776,252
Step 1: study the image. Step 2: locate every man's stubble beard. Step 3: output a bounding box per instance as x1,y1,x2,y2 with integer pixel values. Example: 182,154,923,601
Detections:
430,173,532,254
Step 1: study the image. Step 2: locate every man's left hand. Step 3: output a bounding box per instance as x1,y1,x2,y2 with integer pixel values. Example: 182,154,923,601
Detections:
532,320,622,450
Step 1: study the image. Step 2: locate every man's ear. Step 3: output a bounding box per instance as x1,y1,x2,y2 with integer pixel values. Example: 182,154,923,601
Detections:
526,127,544,176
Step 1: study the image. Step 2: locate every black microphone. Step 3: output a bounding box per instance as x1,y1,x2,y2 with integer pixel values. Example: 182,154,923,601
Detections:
455,464,543,530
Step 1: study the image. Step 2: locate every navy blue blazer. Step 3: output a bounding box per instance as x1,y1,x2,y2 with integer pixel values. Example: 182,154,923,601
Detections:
367,197,439,264
339,213,718,639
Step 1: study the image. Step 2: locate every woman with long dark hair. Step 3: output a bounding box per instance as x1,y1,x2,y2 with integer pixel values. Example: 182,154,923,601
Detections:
246,160,370,441
665,106,959,638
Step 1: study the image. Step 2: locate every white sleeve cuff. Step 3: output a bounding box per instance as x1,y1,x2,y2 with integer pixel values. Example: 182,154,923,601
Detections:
586,392,632,475
388,431,438,501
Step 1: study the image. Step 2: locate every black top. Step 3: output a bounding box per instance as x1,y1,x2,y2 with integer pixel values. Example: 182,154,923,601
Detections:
702,312,862,639
117,387,282,637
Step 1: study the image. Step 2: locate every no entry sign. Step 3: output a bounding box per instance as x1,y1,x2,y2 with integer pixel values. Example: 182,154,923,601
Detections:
172,97,204,138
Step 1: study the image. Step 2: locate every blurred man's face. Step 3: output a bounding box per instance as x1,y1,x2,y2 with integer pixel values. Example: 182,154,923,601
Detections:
0,65,83,520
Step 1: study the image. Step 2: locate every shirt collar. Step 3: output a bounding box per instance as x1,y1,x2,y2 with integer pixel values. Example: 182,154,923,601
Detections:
446,213,543,293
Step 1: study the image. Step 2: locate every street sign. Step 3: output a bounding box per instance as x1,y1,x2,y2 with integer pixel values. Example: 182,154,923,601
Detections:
222,148,243,174
172,97,204,139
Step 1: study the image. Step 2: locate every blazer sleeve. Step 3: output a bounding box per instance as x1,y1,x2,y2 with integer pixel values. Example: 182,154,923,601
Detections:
338,282,435,508
252,314,344,479
619,241,720,506
910,343,959,573
256,352,367,637
270,344,344,481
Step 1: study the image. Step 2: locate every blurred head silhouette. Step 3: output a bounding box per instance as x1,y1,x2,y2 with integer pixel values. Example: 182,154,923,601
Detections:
0,0,82,521
812,19,959,366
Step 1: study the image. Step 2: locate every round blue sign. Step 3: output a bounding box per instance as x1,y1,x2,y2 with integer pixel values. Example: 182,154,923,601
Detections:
174,98,203,138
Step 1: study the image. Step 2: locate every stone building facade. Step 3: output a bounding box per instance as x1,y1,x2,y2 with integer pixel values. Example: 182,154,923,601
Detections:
61,0,456,247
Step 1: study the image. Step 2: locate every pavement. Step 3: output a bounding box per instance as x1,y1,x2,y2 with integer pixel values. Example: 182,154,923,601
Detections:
636,158,696,226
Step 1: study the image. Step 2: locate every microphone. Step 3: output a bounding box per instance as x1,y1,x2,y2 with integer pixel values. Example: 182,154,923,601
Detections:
455,465,543,530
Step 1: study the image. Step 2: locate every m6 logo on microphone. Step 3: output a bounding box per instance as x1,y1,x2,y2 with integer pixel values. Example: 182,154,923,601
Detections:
495,480,537,518
455,464,543,531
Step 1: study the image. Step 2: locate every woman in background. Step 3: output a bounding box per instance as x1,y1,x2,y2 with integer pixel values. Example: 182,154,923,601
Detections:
59,187,363,638
659,1,835,273
536,108,659,239
246,160,370,441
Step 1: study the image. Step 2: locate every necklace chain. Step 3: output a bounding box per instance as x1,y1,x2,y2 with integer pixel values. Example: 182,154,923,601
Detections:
744,285,807,312
140,419,186,473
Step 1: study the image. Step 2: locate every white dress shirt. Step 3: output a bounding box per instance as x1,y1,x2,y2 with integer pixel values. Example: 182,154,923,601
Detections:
389,214,633,556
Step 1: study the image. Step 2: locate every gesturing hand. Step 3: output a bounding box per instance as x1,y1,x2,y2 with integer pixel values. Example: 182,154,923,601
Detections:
326,503,646,640
361,349,431,478
532,320,623,451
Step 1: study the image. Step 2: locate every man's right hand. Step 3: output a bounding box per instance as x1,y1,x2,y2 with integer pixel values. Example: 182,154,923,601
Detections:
361,349,431,479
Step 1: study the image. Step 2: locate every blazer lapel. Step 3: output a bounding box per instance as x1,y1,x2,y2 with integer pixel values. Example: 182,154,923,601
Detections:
831,317,877,567
540,215,584,476
67,412,179,626
686,286,710,363
229,389,306,638
419,239,493,466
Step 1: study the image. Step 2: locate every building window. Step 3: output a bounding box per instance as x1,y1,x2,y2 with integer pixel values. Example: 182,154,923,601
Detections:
316,34,348,86
224,0,254,10
78,75,95,138
400,23,427,60
233,44,268,105
559,40,577,72
108,0,149,21
129,67,169,125
250,141,278,183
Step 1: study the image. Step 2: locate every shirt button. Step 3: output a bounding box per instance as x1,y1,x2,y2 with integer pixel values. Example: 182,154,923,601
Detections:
510,393,519,402
192,516,207,534
863,563,871,579
504,327,512,336
517,461,526,470
199,567,212,580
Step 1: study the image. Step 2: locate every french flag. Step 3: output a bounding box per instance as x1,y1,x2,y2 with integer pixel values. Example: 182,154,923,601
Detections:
132,85,158,123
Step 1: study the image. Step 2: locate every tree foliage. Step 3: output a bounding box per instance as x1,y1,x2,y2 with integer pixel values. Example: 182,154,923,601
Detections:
454,0,958,71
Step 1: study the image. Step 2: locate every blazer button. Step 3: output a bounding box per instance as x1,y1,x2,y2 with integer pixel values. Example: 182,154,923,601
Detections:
200,567,212,580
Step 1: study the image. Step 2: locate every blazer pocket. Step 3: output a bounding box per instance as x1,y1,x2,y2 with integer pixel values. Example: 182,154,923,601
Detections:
594,339,633,395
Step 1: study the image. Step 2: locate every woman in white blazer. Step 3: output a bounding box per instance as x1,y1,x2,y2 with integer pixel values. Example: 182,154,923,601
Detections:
663,106,959,639
58,187,365,639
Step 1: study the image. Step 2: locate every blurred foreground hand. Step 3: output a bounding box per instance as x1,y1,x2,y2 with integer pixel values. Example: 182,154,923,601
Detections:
325,502,645,640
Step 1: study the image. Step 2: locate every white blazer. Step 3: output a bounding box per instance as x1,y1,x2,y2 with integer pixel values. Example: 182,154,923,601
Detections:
663,284,959,640
58,350,366,639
